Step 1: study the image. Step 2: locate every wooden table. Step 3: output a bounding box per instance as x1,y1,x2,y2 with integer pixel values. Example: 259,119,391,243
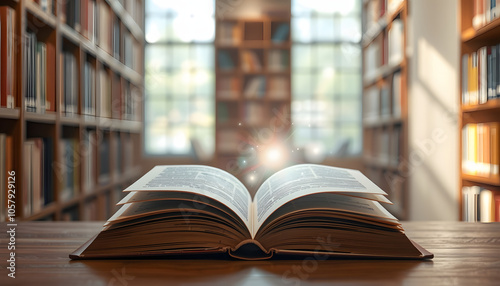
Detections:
1,221,500,285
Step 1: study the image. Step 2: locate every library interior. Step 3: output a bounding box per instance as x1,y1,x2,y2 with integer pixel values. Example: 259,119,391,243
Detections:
1,0,498,224
1,0,500,284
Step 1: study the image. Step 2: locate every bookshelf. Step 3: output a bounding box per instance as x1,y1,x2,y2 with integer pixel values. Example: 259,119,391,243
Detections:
215,16,291,190
361,0,408,219
0,0,144,222
459,0,500,222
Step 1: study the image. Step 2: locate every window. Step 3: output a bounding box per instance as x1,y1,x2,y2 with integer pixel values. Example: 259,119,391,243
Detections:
144,0,215,156
291,0,362,158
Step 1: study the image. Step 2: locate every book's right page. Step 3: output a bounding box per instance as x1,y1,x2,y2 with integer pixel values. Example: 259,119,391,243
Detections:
252,164,392,236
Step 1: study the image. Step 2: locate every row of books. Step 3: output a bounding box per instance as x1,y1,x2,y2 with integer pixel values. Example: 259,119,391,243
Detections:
217,21,241,45
461,45,500,106
462,122,500,178
363,72,402,121
387,19,404,66
268,49,289,72
217,76,289,100
0,6,16,109
364,22,403,80
23,29,56,113
23,138,54,218
472,0,500,30
218,49,290,72
0,133,14,222
462,186,500,222
31,0,142,72
241,50,263,72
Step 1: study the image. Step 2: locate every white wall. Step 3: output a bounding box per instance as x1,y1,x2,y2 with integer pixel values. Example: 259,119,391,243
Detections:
407,0,459,220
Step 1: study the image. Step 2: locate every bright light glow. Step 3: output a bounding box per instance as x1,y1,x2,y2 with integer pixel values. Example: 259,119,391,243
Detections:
259,144,288,169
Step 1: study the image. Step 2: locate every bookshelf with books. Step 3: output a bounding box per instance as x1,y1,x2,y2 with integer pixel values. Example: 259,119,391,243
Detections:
459,0,500,222
215,15,292,186
0,0,144,221
362,0,408,219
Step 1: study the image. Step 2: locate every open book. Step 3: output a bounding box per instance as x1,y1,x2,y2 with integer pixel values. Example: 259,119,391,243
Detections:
70,164,433,260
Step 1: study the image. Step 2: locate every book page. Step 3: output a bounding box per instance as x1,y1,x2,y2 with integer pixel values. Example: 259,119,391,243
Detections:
252,164,388,235
124,165,252,228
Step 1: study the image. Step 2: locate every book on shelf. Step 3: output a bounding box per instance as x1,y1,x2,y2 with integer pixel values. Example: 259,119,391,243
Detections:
267,76,289,100
23,31,53,113
387,18,403,66
22,138,54,218
83,59,96,116
218,21,240,45
462,122,499,179
111,73,122,119
62,50,79,115
24,30,37,112
271,23,289,43
363,86,379,122
57,138,79,202
240,50,262,72
83,130,96,192
244,76,266,98
63,0,81,31
268,49,289,72
392,71,402,118
472,0,500,30
1,133,14,222
98,1,112,54
390,126,401,167
216,76,239,100
123,29,133,68
70,164,434,260
462,44,500,106
0,6,15,109
462,186,499,222
98,133,111,184
380,83,391,118
217,50,236,70
99,67,112,118
112,16,120,60
81,0,97,43
0,134,6,222
244,102,265,125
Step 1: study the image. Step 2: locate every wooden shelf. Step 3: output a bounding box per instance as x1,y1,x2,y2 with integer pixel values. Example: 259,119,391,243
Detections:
362,1,405,48
462,173,500,187
0,0,145,222
215,16,291,182
25,112,57,124
25,0,57,28
458,0,500,221
462,17,500,44
362,0,408,220
363,117,403,128
461,98,500,113
0,108,20,119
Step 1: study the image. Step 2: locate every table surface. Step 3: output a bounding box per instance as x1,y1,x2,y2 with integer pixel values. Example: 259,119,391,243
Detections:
1,221,500,285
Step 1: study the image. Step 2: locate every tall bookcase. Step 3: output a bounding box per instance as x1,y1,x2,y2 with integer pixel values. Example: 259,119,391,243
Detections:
0,0,144,221
459,0,500,222
361,0,408,219
215,16,291,191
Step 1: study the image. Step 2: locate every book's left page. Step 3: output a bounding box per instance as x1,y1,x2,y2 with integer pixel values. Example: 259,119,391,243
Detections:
121,165,252,231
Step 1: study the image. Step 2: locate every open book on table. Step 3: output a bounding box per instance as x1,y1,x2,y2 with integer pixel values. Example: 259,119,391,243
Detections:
70,164,433,260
